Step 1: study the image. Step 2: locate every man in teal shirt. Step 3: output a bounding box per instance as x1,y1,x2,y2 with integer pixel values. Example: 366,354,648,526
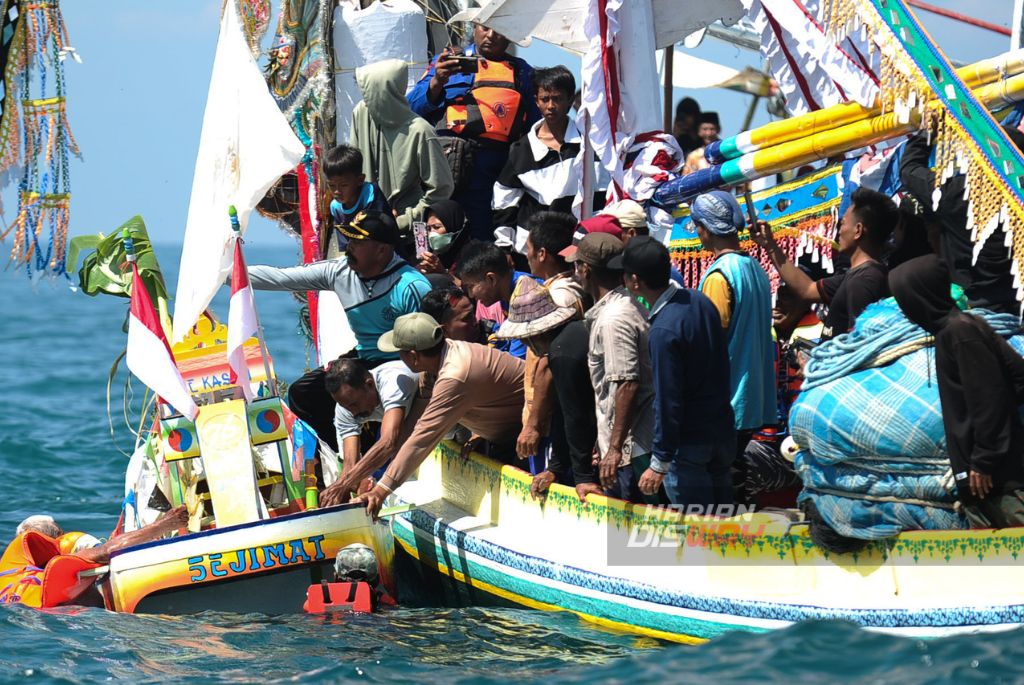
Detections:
248,212,431,450
692,191,776,466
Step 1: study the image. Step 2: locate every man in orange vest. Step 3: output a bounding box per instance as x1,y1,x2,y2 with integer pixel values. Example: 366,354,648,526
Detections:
408,24,541,241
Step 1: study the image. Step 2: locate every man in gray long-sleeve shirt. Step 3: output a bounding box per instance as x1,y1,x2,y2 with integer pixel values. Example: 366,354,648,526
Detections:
247,212,431,450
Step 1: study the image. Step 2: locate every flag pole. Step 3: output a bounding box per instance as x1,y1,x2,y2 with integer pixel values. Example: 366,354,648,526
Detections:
228,205,276,399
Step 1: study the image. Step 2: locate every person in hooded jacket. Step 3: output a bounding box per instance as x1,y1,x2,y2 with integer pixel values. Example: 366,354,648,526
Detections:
890,254,1024,528
351,59,455,241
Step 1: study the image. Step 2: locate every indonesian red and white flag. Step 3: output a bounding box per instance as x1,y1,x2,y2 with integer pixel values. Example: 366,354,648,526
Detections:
227,235,258,401
126,263,199,420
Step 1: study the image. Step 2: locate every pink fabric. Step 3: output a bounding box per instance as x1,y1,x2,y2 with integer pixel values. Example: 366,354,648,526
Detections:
578,214,623,238
476,300,505,326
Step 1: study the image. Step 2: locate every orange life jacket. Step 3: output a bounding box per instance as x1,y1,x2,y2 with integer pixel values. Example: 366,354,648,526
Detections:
0,532,101,608
444,59,523,144
303,581,375,614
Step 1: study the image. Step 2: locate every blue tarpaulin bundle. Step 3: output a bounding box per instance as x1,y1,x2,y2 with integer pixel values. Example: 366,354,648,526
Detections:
789,299,1024,540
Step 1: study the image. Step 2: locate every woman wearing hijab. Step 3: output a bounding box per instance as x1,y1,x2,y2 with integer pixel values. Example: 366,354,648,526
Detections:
418,199,469,276
890,254,1024,528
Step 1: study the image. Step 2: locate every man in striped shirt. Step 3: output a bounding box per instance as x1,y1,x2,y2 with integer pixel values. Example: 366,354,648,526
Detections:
492,66,581,255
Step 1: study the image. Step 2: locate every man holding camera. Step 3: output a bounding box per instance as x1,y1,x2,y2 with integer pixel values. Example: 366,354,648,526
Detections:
408,24,540,240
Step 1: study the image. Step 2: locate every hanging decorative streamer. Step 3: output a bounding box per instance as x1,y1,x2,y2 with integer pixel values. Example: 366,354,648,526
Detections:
819,0,1024,303
668,166,840,290
266,0,332,151
237,0,272,58
0,0,78,277
0,0,23,150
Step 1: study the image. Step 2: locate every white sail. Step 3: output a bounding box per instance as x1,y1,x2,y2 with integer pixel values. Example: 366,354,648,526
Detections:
172,2,306,343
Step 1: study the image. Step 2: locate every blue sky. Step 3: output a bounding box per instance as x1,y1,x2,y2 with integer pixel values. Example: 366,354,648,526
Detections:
18,0,1020,254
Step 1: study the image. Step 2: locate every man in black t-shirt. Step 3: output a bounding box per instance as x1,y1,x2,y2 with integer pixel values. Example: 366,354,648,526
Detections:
751,187,899,340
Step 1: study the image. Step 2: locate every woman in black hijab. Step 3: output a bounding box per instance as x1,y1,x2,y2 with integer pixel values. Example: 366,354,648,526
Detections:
890,254,1024,528
418,199,469,276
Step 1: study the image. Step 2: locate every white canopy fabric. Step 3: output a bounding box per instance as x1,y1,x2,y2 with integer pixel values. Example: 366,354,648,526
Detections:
450,0,746,54
657,49,773,96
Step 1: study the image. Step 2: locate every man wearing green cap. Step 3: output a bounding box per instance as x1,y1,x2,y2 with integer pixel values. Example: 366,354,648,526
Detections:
355,313,525,517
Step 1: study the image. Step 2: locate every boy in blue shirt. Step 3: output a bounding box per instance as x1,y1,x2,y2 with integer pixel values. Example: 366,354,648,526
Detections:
324,145,392,256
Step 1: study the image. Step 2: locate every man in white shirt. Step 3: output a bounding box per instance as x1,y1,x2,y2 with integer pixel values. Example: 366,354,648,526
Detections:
319,358,419,506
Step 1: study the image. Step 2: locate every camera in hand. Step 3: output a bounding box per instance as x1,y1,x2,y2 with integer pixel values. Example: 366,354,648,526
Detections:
451,55,481,74
785,336,818,367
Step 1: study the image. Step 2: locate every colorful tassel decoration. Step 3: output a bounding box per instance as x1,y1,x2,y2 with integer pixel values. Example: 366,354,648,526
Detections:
0,0,79,277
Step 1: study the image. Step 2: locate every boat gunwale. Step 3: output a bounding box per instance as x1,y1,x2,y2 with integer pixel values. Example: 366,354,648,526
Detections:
108,501,368,560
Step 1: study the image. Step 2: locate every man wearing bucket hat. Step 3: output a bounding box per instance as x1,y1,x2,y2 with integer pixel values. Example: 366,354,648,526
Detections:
355,313,525,517
515,212,586,465
692,190,775,469
493,276,589,498
569,233,658,504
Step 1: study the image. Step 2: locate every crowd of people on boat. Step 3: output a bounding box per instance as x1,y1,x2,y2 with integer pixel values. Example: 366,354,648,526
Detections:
241,22,1024,534
7,22,1024,612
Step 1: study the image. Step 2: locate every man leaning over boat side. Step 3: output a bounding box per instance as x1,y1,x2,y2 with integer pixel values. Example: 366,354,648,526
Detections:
247,212,431,452
355,313,525,518
569,232,660,504
318,357,419,507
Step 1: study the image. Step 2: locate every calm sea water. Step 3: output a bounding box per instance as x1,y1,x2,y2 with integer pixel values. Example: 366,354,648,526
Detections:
1,243,1023,684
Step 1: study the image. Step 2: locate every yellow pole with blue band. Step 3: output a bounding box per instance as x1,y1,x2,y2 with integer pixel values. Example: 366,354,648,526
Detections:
705,48,1024,165
656,71,1024,206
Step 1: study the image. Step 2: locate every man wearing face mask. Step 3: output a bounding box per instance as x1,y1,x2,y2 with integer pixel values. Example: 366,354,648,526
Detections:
408,24,541,240
248,211,431,451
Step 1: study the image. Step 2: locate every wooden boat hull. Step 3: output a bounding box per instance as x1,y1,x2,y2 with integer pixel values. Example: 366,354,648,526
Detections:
104,503,394,614
392,442,1024,643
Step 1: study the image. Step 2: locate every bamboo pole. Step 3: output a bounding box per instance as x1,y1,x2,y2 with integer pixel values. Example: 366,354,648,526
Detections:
655,72,1024,205
663,47,674,132
707,48,1024,164
728,73,1024,185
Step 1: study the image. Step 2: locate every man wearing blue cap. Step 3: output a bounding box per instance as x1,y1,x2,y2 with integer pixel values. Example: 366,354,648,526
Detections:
692,190,776,464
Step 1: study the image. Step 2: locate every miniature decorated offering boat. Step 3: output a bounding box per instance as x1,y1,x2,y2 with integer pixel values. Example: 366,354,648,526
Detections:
100,316,394,615
390,443,1024,643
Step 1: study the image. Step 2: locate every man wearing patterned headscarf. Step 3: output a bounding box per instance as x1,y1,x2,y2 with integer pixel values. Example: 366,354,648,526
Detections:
693,190,776,476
